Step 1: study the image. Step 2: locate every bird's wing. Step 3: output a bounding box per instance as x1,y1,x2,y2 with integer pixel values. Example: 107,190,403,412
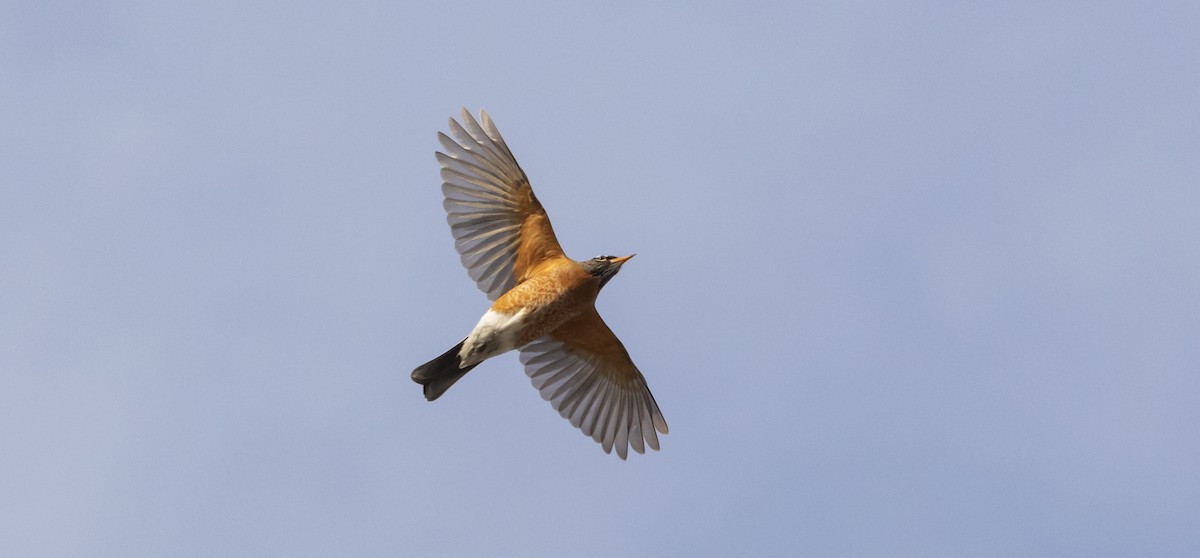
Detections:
437,108,566,300
518,308,668,459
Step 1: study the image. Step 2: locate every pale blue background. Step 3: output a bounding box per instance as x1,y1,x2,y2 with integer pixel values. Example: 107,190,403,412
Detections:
3,2,1198,556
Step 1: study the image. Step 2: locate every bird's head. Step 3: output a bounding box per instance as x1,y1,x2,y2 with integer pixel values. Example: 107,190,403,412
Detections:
582,254,635,290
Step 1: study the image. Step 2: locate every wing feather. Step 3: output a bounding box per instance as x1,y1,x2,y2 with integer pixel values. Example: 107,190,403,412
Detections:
437,109,565,300
517,310,668,459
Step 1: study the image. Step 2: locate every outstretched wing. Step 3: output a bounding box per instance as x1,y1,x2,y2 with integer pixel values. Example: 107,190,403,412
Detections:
437,108,566,300
518,309,668,459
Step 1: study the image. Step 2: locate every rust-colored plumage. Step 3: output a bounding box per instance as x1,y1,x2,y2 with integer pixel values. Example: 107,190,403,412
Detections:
411,109,668,459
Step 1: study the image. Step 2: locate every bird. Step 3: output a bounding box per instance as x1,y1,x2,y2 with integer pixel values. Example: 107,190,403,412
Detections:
411,109,668,459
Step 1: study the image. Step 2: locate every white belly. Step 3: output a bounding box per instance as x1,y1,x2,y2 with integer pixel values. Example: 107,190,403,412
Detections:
459,308,529,367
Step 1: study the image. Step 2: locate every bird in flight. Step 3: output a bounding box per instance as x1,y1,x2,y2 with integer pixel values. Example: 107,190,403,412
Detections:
411,109,668,459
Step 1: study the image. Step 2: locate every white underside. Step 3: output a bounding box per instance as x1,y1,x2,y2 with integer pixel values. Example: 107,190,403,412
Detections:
459,308,529,367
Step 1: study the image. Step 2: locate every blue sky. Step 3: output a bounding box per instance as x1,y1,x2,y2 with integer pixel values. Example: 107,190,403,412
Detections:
3,1,1198,556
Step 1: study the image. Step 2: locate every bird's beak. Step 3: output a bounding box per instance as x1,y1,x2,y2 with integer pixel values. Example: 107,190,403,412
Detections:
612,254,636,265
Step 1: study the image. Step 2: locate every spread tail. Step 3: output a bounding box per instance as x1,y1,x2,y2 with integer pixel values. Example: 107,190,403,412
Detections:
411,339,480,401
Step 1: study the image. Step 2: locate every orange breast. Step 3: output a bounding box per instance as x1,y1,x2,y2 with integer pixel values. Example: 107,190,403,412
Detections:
491,258,600,345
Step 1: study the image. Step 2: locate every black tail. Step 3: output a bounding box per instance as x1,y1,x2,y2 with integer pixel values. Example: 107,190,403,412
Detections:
411,339,480,401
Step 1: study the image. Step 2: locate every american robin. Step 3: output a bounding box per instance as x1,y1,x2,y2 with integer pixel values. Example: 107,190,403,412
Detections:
411,109,668,459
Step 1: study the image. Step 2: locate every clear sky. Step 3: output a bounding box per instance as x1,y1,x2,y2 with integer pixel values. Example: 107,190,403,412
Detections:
3,2,1198,556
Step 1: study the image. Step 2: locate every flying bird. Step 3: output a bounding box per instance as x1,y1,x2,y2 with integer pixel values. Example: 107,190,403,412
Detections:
411,109,668,459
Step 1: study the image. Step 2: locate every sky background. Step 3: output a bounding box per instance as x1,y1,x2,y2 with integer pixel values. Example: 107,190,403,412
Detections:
3,1,1199,556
